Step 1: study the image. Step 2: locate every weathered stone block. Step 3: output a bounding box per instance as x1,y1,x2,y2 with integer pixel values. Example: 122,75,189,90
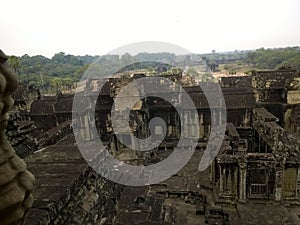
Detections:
0,50,35,225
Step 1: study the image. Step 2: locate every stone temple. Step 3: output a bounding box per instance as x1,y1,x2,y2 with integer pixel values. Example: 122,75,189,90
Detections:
1,50,300,225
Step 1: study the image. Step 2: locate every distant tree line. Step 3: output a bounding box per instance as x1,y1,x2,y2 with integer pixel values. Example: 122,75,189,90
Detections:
200,50,249,64
7,46,300,91
6,52,181,91
244,47,300,70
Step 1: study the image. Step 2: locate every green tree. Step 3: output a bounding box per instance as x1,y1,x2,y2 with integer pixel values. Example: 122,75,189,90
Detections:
121,53,135,66
8,55,20,73
62,77,74,92
247,52,256,67
75,64,90,80
51,77,63,92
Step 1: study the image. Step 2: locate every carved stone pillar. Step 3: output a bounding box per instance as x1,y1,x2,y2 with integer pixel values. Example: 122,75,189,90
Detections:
0,50,35,225
239,163,247,201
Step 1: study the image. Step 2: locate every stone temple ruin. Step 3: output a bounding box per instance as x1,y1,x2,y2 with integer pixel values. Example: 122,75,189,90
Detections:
1,49,300,224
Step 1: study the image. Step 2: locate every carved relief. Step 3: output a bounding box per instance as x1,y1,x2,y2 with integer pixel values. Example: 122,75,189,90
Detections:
0,50,35,225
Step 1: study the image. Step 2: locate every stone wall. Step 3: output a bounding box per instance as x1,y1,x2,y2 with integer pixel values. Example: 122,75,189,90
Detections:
0,50,35,225
24,167,122,225
6,115,38,158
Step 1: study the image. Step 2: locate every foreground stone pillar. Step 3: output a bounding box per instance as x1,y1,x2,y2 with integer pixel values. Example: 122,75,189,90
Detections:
0,50,35,225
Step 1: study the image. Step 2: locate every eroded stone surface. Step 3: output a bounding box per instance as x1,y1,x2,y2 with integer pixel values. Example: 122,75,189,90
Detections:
0,50,35,225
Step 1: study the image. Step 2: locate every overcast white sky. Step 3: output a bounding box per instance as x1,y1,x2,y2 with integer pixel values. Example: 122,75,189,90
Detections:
1,0,299,57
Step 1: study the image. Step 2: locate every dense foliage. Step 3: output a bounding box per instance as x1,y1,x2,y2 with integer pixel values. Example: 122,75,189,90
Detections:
243,47,300,70
7,46,300,91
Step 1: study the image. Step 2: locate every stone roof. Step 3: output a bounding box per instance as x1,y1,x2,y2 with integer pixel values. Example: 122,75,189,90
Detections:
30,94,75,115
182,86,255,109
30,99,55,115
253,68,298,90
220,76,252,88
24,135,88,225
54,94,74,113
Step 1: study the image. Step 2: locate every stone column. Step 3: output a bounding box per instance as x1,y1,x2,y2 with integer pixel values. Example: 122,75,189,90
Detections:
275,166,283,201
0,50,35,225
239,163,247,201
84,112,91,140
183,111,190,137
258,135,261,153
228,167,233,194
176,110,181,138
219,164,224,194
79,115,85,140
297,166,300,198
199,112,204,138
234,166,238,197
210,160,215,183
